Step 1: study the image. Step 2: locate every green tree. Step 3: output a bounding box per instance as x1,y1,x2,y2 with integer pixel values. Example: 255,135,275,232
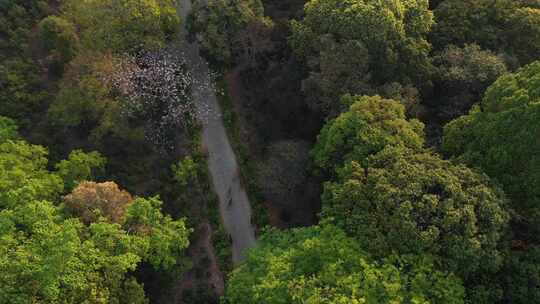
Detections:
0,138,191,303
62,0,179,52
432,44,508,122
502,246,540,304
0,140,63,209
0,116,18,143
442,60,540,238
56,149,106,191
312,95,424,176
125,196,192,271
189,0,272,63
0,200,148,304
321,146,509,302
290,0,434,112
37,16,79,64
431,0,540,65
225,224,465,304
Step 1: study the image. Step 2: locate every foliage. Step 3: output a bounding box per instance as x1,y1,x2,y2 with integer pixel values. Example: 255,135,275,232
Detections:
0,140,63,209
431,0,540,65
37,16,79,65
502,246,540,304
312,95,424,176
225,224,465,304
64,181,134,224
125,196,192,271
300,35,371,115
56,150,106,191
0,200,147,304
0,1,51,123
290,0,434,114
443,60,540,237
189,0,272,64
432,44,508,121
321,146,509,302
172,156,200,188
0,132,191,302
0,116,18,143
61,0,180,52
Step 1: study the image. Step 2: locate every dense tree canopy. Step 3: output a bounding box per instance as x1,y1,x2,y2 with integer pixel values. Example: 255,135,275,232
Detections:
321,146,509,282
312,95,424,175
431,44,508,122
290,0,434,113
431,0,540,65
225,224,465,304
62,0,179,52
189,0,272,63
443,60,540,237
0,136,191,303
37,16,79,66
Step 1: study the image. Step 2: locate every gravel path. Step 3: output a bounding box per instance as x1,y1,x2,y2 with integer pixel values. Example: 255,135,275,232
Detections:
176,0,256,264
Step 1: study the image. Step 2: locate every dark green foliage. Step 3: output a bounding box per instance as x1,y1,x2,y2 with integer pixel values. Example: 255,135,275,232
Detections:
0,1,52,123
432,0,540,65
443,60,540,238
432,44,508,122
290,0,434,114
189,0,272,64
503,247,540,304
38,16,79,64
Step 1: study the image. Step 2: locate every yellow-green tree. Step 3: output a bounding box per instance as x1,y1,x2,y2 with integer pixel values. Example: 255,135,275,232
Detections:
225,224,465,304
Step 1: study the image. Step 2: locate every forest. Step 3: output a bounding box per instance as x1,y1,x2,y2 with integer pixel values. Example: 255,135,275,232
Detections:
0,0,539,303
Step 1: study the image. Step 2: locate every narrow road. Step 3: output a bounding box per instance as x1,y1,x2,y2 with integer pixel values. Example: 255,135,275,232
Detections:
176,0,256,264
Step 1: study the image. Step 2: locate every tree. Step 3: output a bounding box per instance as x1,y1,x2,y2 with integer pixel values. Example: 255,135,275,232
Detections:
0,116,18,143
225,224,465,304
0,200,148,304
56,150,106,191
0,140,63,209
431,44,507,122
290,0,434,113
321,146,509,302
63,181,133,224
502,246,540,304
37,16,79,65
61,0,179,52
442,60,540,238
125,196,192,271
300,36,372,115
189,0,272,64
311,95,424,176
431,0,540,65
0,138,191,303
110,50,195,149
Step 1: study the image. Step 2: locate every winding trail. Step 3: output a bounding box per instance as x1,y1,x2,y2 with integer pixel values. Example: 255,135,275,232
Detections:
176,0,257,264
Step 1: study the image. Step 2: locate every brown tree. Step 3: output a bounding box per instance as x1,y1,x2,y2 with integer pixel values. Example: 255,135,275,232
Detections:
63,181,133,224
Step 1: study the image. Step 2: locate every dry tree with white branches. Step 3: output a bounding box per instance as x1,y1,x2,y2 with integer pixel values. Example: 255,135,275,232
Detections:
109,50,196,150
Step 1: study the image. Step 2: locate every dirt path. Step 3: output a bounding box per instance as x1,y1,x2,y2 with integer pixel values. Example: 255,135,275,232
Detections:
176,0,257,264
